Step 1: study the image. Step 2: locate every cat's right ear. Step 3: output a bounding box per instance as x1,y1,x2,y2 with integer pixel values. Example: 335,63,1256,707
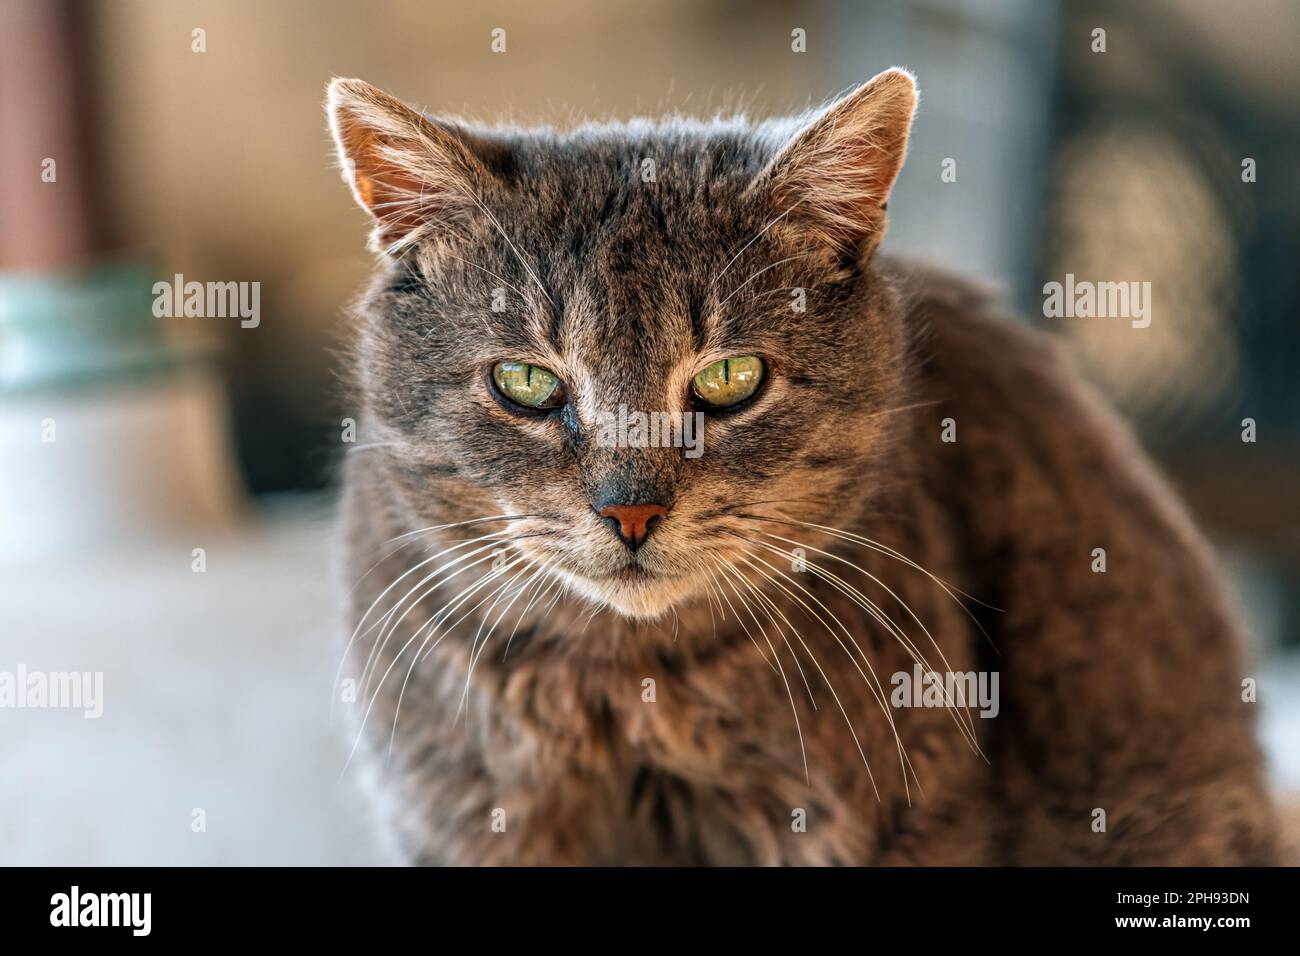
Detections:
326,78,493,255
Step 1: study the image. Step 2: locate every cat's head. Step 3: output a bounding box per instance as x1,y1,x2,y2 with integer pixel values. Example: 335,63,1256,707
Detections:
328,70,917,620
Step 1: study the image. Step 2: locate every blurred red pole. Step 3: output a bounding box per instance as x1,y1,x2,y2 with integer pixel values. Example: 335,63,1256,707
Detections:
0,0,103,271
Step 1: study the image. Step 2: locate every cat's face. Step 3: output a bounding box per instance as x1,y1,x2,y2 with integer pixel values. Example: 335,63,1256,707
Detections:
330,71,917,619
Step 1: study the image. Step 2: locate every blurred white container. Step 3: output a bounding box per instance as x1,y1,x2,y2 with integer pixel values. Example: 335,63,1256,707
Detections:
0,371,243,562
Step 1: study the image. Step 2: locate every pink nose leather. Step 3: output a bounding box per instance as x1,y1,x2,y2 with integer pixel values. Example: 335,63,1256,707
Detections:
599,503,668,550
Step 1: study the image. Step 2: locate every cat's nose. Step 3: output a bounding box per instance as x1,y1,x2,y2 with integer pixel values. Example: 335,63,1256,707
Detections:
598,503,669,552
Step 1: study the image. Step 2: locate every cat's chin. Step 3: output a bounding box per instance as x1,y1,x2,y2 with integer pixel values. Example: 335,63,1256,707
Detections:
565,569,702,622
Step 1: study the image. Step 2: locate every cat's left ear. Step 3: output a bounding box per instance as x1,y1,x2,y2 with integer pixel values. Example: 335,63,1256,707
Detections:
754,68,917,258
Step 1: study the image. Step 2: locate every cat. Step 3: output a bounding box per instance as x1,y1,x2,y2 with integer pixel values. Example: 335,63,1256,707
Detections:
326,69,1279,865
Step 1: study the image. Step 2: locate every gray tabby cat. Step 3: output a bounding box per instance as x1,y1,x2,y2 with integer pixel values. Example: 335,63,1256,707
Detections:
328,69,1278,865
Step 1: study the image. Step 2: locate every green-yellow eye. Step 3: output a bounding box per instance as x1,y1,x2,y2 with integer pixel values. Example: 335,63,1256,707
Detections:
692,356,764,408
492,361,566,409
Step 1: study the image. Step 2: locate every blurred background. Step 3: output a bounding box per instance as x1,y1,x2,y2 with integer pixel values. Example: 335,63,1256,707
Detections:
1,0,1296,864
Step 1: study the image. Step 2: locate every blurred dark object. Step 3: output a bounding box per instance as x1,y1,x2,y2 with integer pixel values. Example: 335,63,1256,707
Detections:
1039,0,1300,647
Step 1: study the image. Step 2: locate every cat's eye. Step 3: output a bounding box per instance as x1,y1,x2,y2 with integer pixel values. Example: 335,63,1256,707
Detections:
691,356,765,408
491,361,566,410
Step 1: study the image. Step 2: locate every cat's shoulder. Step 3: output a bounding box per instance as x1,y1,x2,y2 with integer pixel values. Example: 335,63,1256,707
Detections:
879,255,1082,408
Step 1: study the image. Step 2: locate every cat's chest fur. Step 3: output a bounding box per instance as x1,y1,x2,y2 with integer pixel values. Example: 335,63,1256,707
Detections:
371,637,987,865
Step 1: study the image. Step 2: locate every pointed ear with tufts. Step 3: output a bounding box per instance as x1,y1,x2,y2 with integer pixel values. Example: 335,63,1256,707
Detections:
753,68,918,260
325,78,496,254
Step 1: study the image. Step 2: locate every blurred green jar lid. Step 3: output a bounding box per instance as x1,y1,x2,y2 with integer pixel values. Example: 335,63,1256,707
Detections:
0,266,191,394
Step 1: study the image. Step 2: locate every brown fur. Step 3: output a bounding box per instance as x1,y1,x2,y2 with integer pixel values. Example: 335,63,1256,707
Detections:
327,72,1278,865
